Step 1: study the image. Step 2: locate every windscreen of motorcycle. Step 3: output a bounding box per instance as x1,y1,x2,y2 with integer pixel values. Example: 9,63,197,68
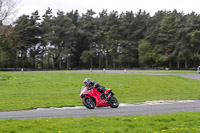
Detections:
80,86,87,96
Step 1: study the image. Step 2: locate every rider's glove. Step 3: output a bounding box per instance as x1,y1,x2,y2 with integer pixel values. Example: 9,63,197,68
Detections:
89,86,93,90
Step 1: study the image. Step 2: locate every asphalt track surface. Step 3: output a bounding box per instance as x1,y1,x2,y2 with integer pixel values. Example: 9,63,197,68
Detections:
34,70,200,80
0,101,200,120
0,70,200,120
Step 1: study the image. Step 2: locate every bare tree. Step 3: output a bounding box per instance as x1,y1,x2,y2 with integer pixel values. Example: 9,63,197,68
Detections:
0,0,18,24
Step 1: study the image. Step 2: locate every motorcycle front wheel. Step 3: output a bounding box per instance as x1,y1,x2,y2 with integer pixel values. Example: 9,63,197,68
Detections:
82,97,96,109
109,97,119,108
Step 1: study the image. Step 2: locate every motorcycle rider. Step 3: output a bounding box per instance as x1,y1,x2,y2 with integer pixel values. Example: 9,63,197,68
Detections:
83,78,107,99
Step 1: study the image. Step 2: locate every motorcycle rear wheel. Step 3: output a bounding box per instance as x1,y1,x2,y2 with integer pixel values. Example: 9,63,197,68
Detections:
109,97,119,108
82,97,96,109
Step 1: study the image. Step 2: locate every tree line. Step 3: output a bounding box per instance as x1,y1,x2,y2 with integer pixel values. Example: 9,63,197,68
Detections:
1,8,200,69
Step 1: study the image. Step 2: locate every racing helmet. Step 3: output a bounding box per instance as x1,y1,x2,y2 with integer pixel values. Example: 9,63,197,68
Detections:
83,78,91,86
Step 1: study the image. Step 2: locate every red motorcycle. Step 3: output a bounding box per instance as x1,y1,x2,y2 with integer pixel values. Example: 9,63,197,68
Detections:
80,86,119,109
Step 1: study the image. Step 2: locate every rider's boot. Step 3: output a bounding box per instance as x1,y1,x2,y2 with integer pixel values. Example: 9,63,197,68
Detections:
100,93,106,100
103,91,109,100
105,92,109,98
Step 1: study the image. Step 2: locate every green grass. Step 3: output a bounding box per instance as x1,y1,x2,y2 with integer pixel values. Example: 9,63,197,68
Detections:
0,72,200,111
156,71,197,73
0,112,200,133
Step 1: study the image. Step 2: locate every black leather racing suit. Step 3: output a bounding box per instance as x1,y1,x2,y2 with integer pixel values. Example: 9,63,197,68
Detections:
86,80,105,93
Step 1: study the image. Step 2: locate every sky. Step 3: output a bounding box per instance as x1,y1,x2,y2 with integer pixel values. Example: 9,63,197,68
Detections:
16,0,200,17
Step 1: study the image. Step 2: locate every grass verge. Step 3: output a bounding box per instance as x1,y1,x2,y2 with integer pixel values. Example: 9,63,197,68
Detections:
0,112,200,133
0,72,200,111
